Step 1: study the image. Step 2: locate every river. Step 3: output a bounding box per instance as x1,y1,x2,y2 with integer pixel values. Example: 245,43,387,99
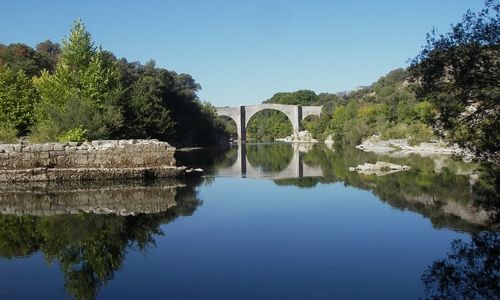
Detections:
0,143,498,299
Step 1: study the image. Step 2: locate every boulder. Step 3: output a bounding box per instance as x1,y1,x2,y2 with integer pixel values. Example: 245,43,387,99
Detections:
276,130,318,143
349,161,411,176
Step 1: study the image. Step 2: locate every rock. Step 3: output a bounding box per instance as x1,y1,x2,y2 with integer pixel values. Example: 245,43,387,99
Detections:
276,130,318,143
356,135,465,157
349,161,411,176
324,135,334,145
324,135,334,149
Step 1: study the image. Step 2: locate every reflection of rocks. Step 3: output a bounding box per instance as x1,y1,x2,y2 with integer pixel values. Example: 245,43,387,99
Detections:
295,142,314,153
356,135,463,156
442,201,494,227
276,130,318,143
349,161,411,176
324,135,334,149
403,194,495,227
0,180,184,216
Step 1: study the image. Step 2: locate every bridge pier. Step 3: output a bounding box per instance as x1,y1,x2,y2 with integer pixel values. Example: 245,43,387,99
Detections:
238,106,246,143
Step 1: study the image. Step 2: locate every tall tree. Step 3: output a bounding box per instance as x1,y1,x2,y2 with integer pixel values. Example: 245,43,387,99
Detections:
0,43,41,77
120,60,175,140
35,40,60,73
32,19,123,141
409,0,500,163
0,67,38,134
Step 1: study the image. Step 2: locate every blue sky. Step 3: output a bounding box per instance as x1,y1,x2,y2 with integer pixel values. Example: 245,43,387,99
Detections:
0,0,485,106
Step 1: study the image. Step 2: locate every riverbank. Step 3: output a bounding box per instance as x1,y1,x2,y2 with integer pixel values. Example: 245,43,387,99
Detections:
0,139,190,182
355,135,469,158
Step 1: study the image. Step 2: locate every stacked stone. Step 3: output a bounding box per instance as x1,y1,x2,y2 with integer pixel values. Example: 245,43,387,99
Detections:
0,139,183,182
0,139,175,170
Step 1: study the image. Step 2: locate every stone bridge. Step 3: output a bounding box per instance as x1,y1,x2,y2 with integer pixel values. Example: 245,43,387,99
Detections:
216,143,323,180
216,104,322,141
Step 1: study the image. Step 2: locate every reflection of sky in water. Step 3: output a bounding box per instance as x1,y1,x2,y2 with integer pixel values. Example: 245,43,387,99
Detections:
0,177,469,299
0,144,497,300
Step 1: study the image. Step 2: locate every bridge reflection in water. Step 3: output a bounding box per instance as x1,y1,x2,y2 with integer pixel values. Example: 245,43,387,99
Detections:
215,143,323,179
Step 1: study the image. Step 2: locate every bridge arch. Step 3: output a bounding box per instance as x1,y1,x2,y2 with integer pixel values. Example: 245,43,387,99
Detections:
244,104,299,132
245,108,294,141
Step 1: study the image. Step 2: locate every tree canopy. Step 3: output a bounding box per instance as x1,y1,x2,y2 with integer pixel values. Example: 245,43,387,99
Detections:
0,19,227,146
409,0,499,163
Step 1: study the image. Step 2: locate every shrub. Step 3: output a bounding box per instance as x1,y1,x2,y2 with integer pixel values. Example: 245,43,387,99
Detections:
407,123,435,145
381,123,408,140
343,119,374,145
57,127,88,142
28,120,61,143
413,101,436,124
0,125,18,143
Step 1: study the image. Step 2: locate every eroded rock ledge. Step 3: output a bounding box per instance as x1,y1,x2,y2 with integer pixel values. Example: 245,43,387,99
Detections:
356,135,466,157
349,161,411,176
0,139,186,182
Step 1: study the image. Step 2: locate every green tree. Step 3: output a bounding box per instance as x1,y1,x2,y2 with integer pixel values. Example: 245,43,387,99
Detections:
409,0,499,162
265,89,319,105
119,61,175,140
32,19,123,142
0,67,38,134
35,40,60,73
0,43,41,77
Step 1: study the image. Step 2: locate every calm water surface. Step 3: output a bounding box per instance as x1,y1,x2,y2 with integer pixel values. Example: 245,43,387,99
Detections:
0,143,498,299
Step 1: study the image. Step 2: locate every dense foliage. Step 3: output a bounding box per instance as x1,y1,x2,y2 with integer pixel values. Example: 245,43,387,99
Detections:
326,69,437,146
246,70,437,145
0,67,38,135
246,110,293,141
409,0,499,163
0,20,226,146
0,41,59,77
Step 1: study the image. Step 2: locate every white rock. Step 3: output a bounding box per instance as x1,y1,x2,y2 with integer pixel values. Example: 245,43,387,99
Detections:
349,161,411,176
276,130,318,143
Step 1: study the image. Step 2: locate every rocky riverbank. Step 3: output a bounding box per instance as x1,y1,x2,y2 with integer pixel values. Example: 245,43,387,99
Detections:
0,139,194,182
356,135,467,158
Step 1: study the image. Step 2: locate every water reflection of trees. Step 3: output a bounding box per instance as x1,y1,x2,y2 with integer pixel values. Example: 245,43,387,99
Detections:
174,146,236,173
471,164,500,224
422,232,500,300
246,143,293,172
0,179,203,300
274,145,498,232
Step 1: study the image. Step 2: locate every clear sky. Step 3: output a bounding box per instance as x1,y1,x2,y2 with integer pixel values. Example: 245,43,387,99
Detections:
0,0,486,106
